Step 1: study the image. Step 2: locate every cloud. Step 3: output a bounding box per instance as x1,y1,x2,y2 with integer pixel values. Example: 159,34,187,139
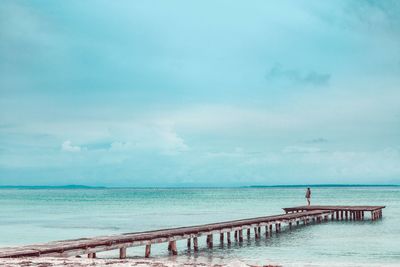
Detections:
265,64,331,87
157,122,189,155
61,140,81,152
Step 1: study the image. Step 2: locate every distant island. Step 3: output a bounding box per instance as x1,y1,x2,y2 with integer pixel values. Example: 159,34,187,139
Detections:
246,184,399,188
0,184,106,189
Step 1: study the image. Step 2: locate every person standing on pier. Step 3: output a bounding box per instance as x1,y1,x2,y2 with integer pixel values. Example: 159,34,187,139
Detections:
305,188,311,206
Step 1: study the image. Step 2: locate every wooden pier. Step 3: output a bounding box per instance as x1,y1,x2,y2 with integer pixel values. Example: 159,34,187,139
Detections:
0,205,384,259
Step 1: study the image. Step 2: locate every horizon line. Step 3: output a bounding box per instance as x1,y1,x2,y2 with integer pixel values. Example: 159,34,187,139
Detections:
0,183,399,189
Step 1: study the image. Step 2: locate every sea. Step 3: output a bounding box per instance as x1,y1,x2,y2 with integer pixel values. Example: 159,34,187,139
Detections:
0,186,399,266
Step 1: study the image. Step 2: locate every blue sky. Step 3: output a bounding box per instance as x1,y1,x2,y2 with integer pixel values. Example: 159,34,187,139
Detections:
1,0,399,186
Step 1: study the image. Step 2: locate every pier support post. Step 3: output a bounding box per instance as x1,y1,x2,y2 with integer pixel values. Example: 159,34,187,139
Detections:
220,233,224,244
88,253,96,258
265,225,268,236
187,238,191,248
193,237,199,251
207,234,213,248
227,232,231,244
145,244,151,258
169,241,177,255
234,231,238,241
238,229,243,242
289,221,292,229
269,224,273,233
119,247,127,259
247,228,251,237
254,227,259,239
258,227,261,236
345,211,348,220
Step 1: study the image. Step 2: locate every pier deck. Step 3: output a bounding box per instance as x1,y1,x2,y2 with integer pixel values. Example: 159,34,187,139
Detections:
283,205,385,221
0,205,384,259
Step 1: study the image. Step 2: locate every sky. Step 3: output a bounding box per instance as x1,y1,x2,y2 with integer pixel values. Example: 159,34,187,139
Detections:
0,0,400,186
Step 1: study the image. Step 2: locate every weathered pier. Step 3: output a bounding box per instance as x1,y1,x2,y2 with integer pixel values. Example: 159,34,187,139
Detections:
0,205,384,259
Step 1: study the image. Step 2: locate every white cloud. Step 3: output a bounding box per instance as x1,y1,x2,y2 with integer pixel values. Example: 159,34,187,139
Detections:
61,140,81,152
156,122,189,155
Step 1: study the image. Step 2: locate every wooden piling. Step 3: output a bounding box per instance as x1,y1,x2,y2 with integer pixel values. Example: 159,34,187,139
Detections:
254,227,259,239
170,241,177,255
187,238,191,248
145,244,151,258
207,234,213,248
238,229,243,242
88,253,96,258
119,247,127,259
220,233,224,244
226,232,231,244
193,237,199,251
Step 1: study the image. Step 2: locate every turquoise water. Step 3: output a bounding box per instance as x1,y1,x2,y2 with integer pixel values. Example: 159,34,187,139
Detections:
0,187,399,265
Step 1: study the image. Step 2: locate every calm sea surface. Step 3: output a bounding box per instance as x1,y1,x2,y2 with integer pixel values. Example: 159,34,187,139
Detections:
0,187,399,265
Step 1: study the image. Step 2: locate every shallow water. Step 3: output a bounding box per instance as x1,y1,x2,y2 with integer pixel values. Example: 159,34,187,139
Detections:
0,187,399,265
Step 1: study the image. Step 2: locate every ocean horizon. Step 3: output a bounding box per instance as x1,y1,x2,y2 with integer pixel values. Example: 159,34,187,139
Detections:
1,183,399,189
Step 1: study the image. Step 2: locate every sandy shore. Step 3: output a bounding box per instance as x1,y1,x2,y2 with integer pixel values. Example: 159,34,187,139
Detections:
1,257,398,267
0,257,281,267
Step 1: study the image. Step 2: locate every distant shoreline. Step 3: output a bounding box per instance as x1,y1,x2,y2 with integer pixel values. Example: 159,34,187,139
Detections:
0,184,399,189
